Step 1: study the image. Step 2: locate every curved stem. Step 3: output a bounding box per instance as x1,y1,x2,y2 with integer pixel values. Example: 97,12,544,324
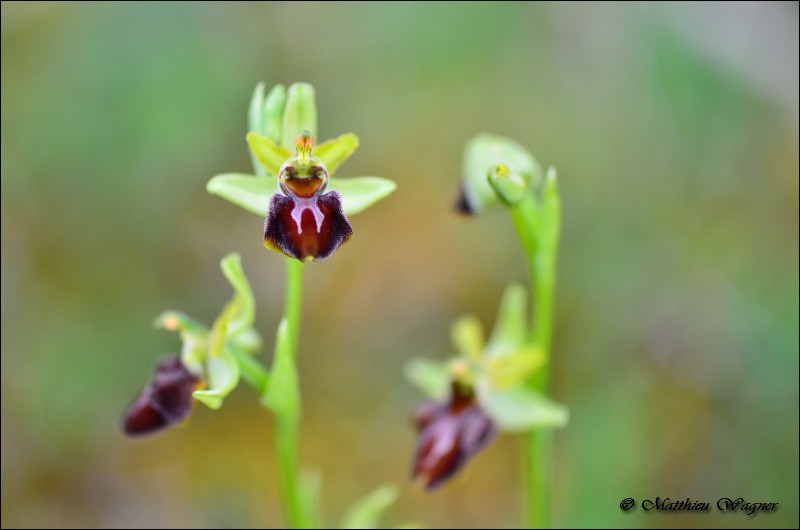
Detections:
274,258,306,528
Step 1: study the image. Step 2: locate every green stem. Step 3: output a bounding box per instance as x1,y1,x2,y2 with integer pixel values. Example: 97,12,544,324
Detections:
274,257,306,528
510,193,559,529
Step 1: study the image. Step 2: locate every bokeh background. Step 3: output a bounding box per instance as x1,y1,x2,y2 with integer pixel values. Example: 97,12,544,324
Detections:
2,2,798,528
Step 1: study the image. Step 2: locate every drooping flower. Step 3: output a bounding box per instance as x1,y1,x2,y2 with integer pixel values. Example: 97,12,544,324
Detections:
122,355,203,436
264,131,353,262
411,381,497,490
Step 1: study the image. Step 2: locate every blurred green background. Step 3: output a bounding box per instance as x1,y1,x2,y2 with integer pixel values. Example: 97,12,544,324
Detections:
2,2,797,528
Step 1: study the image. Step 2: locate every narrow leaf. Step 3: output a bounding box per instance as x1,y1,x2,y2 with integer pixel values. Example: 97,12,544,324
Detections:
314,133,359,174
479,384,568,432
329,176,397,216
262,319,299,418
404,357,449,400
340,484,398,529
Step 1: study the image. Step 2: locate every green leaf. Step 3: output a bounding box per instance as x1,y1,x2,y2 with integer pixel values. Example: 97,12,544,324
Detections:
206,173,275,216
220,253,255,337
485,283,528,357
329,176,397,216
404,357,449,400
479,384,568,432
485,347,545,390
282,82,318,149
262,319,299,418
263,83,287,144
247,132,292,176
450,315,484,360
340,484,398,529
461,134,542,213
314,133,359,174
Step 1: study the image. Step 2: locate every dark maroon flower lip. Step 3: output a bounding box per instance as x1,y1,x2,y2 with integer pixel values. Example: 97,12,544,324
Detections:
122,356,202,437
263,190,353,262
411,385,497,490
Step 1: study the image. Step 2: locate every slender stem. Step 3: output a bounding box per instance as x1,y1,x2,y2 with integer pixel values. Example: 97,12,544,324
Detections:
510,193,558,529
228,344,270,395
274,257,306,528
525,253,556,529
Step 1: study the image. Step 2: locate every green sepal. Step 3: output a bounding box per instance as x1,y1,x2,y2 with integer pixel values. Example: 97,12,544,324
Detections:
404,357,449,400
328,176,397,216
262,83,287,144
479,384,568,432
282,83,318,149
206,173,396,217
220,253,255,337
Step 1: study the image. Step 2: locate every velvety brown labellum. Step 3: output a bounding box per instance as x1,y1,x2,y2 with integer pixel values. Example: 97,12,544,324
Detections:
122,356,201,437
263,191,353,262
411,390,497,490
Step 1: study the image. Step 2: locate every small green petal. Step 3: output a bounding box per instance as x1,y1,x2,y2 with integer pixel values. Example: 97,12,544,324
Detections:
486,347,545,390
247,132,292,176
314,133,359,175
